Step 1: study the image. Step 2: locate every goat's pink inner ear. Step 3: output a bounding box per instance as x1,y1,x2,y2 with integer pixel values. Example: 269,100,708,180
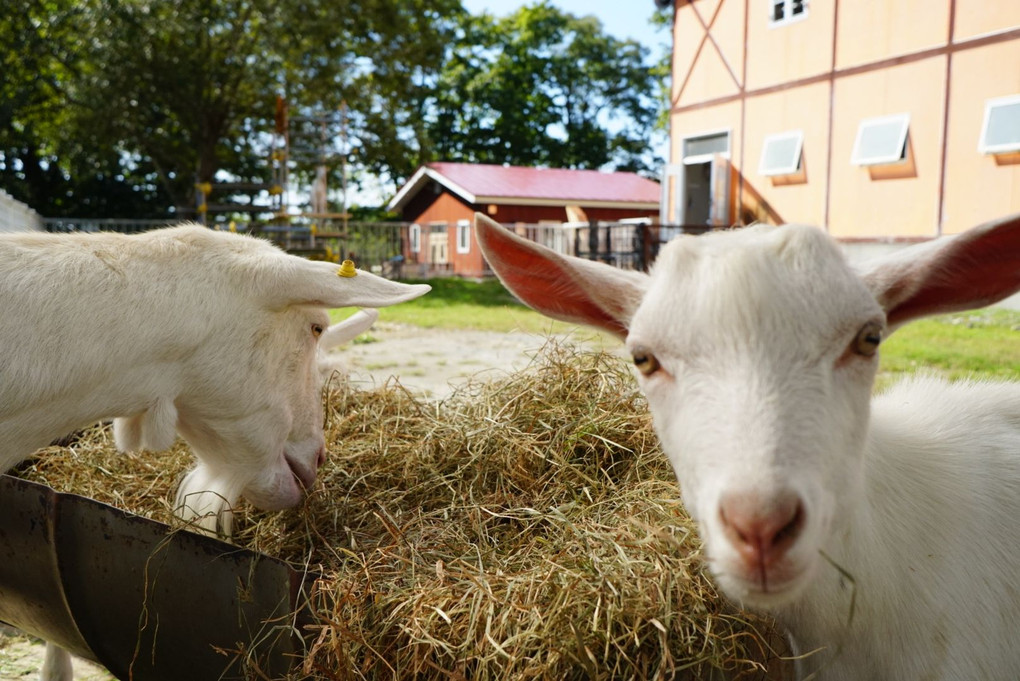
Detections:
474,212,644,339
865,212,1020,327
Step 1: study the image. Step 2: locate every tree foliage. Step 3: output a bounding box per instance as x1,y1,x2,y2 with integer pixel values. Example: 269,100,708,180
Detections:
0,0,171,216
1,0,461,216
0,0,666,218
426,2,661,175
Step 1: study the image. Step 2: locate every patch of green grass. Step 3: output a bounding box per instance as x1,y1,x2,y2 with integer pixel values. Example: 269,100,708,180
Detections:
879,310,1020,382
403,277,520,306
331,277,608,337
379,278,561,332
352,334,378,345
363,361,400,371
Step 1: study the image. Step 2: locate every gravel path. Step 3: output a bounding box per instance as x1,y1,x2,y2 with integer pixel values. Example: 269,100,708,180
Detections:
331,321,619,399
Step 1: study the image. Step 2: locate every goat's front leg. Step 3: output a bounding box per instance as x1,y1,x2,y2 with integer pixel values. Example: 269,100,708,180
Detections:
40,642,73,681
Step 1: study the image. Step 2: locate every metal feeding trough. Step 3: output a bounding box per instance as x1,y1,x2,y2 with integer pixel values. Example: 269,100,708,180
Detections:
0,474,316,680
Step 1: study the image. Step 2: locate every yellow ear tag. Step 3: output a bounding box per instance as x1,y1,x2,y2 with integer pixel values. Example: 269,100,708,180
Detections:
337,260,357,278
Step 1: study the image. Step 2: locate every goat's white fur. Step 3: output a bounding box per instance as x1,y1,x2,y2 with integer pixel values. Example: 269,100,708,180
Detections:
475,212,1020,680
162,307,381,536
0,224,427,680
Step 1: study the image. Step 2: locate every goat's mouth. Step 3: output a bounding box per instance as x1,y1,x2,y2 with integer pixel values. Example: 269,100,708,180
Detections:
714,554,816,607
284,453,317,492
718,560,811,608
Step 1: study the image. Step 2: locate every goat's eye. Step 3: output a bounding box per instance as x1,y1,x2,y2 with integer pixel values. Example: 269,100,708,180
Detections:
852,321,883,357
632,348,661,376
311,323,324,338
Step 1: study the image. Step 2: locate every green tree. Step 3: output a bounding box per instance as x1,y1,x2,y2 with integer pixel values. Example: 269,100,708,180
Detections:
278,0,464,184
0,0,461,217
425,2,661,175
0,0,171,216
1,1,666,217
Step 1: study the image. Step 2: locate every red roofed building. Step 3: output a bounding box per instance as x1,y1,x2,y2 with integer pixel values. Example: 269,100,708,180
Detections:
387,162,660,277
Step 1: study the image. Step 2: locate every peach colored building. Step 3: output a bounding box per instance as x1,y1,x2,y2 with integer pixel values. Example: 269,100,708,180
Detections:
661,0,1020,239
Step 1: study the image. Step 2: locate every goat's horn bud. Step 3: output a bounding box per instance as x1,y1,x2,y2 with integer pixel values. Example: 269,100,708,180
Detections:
337,260,357,278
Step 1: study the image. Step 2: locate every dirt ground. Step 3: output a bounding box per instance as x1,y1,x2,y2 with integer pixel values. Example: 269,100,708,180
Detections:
0,322,621,680
334,320,620,399
0,626,111,680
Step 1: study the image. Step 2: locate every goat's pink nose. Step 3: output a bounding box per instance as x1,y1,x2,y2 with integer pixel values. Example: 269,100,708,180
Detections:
719,492,805,570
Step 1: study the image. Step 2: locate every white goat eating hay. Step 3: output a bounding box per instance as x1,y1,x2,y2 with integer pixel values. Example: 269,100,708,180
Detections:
0,224,428,680
476,211,1020,680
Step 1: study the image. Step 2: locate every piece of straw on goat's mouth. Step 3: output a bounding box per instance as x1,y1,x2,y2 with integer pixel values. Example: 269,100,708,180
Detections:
13,340,789,680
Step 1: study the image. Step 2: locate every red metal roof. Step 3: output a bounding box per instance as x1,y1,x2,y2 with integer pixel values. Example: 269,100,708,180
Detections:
388,162,660,211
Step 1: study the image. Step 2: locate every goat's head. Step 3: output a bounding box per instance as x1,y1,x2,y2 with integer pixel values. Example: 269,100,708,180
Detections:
114,235,428,532
475,212,1020,609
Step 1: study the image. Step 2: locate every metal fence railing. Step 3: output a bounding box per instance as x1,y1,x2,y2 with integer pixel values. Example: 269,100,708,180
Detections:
35,217,712,278
498,221,712,272
252,221,405,276
42,218,184,234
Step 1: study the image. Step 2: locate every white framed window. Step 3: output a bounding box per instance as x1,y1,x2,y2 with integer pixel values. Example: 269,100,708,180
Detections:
759,130,804,176
770,0,807,27
409,223,421,253
682,130,731,164
851,113,910,166
979,94,1020,154
456,219,471,254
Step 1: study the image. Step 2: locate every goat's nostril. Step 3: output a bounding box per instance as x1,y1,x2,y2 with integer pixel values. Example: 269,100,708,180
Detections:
316,446,326,468
775,502,805,546
719,493,805,568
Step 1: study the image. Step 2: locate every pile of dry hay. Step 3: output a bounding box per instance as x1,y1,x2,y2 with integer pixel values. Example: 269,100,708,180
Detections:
17,342,788,680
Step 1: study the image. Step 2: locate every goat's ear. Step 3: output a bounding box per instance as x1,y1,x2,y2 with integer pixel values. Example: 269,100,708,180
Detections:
319,309,379,351
268,258,430,310
474,213,647,339
861,213,1020,328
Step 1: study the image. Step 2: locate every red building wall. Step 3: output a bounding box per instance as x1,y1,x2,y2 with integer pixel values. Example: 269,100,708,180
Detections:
400,182,658,278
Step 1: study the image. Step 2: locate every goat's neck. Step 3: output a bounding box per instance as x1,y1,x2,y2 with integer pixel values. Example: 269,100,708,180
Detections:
774,379,1020,678
0,366,182,463
769,430,929,678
